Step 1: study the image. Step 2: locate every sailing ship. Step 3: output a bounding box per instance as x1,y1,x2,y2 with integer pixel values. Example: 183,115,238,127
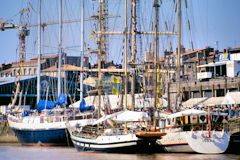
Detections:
155,0,230,154
7,0,97,146
67,110,157,153
157,108,230,153
7,108,95,145
66,0,168,153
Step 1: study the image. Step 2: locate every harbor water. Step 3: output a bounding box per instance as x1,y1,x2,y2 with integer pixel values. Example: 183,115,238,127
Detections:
0,145,239,160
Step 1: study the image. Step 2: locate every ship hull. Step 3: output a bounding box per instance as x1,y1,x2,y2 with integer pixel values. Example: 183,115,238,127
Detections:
158,131,230,154
12,128,71,146
7,115,94,146
158,131,193,153
186,130,230,154
70,133,161,153
72,139,139,153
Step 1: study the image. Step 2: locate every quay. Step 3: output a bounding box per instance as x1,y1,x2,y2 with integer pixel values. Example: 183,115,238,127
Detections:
0,121,18,143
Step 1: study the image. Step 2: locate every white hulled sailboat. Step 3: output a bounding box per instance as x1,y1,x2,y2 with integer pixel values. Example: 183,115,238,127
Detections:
157,109,230,153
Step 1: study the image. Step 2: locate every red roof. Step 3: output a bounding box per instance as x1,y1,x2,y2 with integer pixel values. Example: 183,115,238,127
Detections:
42,64,83,72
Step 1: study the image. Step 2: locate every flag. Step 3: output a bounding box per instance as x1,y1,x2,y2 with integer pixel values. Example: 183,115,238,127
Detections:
190,115,198,124
218,52,230,61
111,76,121,84
112,86,119,95
157,88,161,93
182,116,189,124
176,117,182,125
199,114,207,123
170,118,176,125
156,97,161,104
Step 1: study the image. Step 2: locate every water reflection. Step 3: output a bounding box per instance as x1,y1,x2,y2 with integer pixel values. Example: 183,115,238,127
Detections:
0,145,239,160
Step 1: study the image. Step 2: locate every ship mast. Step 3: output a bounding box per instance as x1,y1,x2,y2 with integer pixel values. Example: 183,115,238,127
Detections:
97,0,109,63
58,0,63,97
80,0,84,101
153,0,160,127
130,0,137,110
92,0,177,111
177,0,182,111
97,0,103,131
124,0,128,110
37,0,42,103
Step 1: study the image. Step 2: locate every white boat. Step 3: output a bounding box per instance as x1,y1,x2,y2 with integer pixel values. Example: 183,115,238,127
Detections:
157,109,230,154
8,108,95,146
68,125,140,153
67,110,158,153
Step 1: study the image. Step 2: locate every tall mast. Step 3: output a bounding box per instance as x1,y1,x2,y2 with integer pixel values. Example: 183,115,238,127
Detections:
130,0,137,110
80,0,84,101
37,0,42,103
177,0,182,110
124,0,128,110
97,0,103,129
153,0,159,110
58,0,63,97
153,0,159,127
96,0,108,63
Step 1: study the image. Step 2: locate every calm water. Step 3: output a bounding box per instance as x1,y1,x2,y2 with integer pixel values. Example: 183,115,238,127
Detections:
0,145,239,160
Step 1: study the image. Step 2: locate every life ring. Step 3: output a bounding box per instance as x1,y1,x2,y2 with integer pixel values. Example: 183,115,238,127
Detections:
193,125,201,131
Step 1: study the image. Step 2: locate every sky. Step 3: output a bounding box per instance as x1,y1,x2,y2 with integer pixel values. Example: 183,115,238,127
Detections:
0,0,240,64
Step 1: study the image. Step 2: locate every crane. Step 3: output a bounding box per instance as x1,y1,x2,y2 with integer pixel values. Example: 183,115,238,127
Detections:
0,22,29,75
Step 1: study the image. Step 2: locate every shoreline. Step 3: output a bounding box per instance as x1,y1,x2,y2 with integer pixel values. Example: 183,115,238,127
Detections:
0,121,18,143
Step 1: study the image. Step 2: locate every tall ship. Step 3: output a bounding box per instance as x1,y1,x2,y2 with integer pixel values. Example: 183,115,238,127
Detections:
66,0,171,153
67,110,163,153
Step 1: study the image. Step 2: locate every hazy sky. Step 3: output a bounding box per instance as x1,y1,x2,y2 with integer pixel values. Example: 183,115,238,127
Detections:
0,0,240,64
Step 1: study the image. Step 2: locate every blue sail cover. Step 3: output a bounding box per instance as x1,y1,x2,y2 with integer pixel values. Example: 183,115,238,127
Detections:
57,94,67,106
37,100,56,112
79,99,94,112
22,111,29,117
